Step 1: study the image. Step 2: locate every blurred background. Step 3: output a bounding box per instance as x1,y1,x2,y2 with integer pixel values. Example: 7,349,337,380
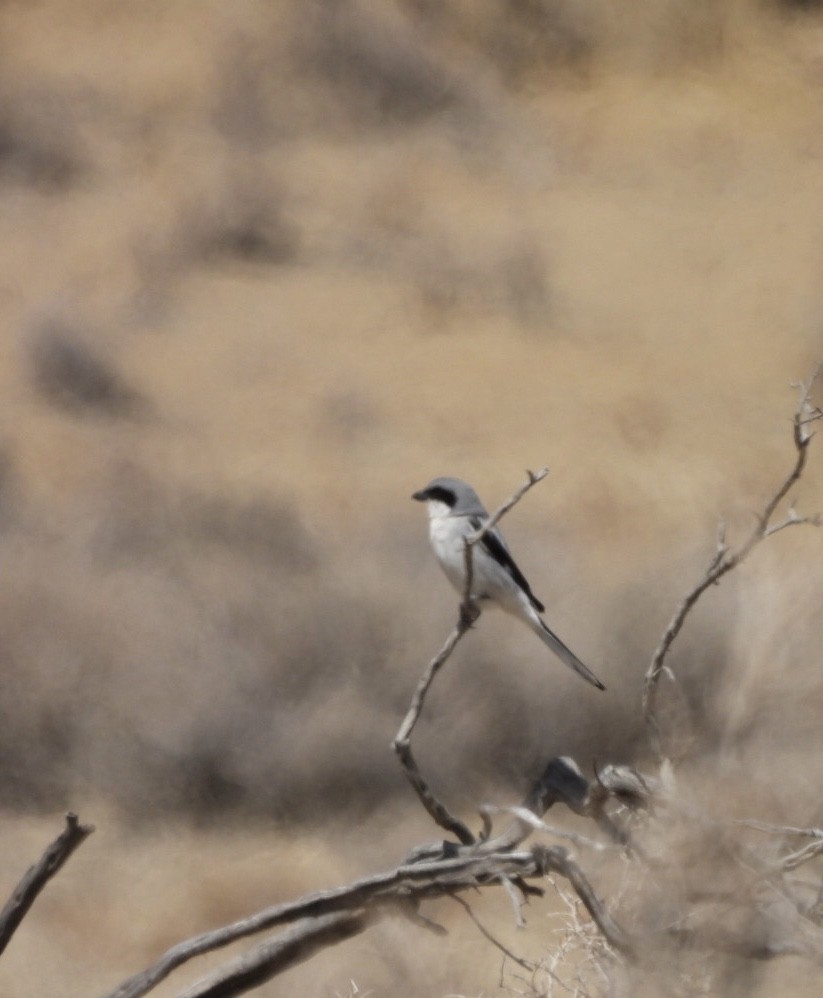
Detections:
0,1,820,995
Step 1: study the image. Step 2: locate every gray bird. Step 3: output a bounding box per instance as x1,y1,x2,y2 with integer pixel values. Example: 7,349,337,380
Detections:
412,476,605,690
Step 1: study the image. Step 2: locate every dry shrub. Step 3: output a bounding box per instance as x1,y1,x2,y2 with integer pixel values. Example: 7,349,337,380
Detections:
493,511,822,998
403,0,805,81
294,0,468,128
184,184,301,267
27,320,144,418
0,83,84,190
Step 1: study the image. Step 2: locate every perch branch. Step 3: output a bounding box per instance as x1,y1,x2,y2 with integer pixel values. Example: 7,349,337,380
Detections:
466,468,549,550
392,619,476,844
643,365,822,759
0,812,94,957
392,468,550,845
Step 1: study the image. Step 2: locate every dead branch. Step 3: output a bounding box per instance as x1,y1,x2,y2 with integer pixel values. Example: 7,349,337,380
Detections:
465,467,549,552
165,466,618,998
103,859,447,998
105,752,637,998
483,805,613,853
105,843,626,998
176,911,376,998
391,622,476,845
0,812,94,957
643,365,823,759
780,839,823,872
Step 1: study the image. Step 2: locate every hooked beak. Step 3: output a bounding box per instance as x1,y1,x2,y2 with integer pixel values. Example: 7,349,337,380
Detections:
411,489,427,502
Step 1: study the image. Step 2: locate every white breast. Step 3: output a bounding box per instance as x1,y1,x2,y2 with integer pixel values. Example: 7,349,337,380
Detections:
427,506,471,594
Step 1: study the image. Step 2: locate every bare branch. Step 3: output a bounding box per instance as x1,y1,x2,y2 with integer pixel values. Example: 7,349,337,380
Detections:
467,467,549,548
106,844,624,998
176,911,375,998
643,364,822,759
764,511,822,537
105,859,445,998
391,620,475,845
732,819,823,840
780,839,823,872
483,805,613,853
0,812,94,957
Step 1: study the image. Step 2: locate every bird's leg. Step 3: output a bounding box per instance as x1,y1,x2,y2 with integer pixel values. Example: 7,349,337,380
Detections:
459,599,482,629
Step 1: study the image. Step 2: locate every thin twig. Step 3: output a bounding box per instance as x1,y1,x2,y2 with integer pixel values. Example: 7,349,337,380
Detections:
392,621,475,845
467,468,550,549
781,839,823,872
452,895,537,972
643,364,822,759
732,819,823,840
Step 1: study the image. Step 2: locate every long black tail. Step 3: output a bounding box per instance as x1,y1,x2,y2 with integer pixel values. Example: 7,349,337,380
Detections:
533,616,606,690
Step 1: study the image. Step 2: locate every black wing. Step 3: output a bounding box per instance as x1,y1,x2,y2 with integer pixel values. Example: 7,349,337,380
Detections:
469,516,546,613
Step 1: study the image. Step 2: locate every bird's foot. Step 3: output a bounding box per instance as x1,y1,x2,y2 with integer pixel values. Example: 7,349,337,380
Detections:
459,600,481,628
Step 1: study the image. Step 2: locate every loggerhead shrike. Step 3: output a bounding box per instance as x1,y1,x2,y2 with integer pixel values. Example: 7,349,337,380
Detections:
412,476,605,690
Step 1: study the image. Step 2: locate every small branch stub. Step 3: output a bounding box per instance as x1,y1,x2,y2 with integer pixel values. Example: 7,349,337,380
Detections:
0,812,94,957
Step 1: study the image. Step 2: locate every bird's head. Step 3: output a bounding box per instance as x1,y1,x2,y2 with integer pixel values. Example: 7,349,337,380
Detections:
412,477,486,517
